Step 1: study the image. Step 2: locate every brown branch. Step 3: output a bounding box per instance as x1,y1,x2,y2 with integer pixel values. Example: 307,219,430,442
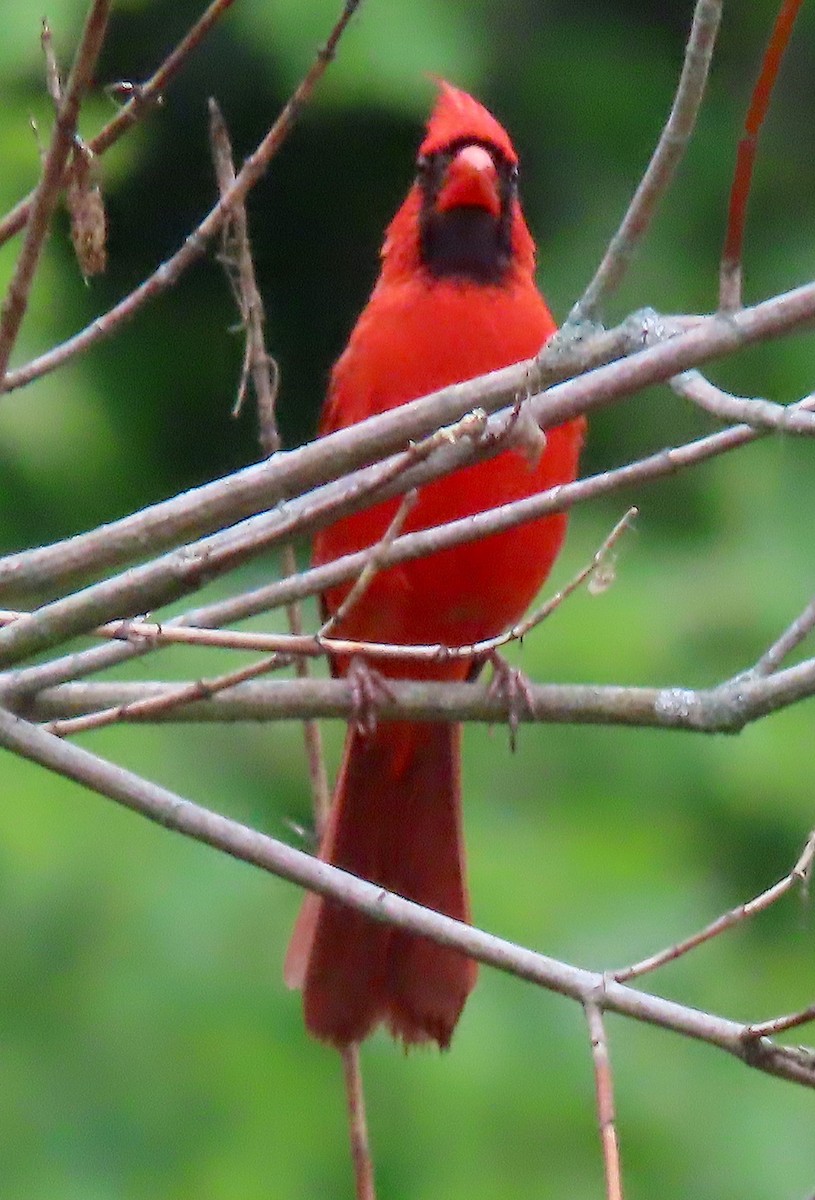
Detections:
612,831,815,984
342,1046,377,1200
42,648,289,738
0,703,812,1090
672,369,815,434
744,1003,815,1042
207,93,330,824
720,0,806,310
0,0,241,250
0,0,363,401
0,1,111,381
41,19,108,279
748,595,815,678
12,654,815,734
572,0,722,322
585,1002,624,1200
317,490,418,639
208,96,280,449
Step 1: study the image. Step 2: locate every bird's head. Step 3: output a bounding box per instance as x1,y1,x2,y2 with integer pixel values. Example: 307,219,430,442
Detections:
382,81,536,286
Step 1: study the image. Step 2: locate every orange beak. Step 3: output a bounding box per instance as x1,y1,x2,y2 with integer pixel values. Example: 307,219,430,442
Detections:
436,144,501,218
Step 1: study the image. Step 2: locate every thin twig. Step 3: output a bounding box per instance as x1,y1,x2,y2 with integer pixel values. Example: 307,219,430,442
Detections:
341,1046,377,1200
720,0,806,310
672,370,815,434
481,507,636,651
572,0,722,322
0,703,812,1090
207,94,330,823
0,0,241,250
748,595,815,678
612,831,815,983
585,1002,624,1200
744,1003,815,1042
318,490,418,638
208,97,279,446
0,0,111,380
42,650,289,738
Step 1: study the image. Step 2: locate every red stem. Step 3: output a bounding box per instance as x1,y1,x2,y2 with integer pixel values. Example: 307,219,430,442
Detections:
721,0,805,301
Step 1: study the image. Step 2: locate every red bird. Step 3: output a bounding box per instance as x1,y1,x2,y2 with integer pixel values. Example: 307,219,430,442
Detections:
285,82,584,1049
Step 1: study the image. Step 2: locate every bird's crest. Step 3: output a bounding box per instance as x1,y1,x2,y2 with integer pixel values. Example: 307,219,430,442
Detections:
420,80,518,164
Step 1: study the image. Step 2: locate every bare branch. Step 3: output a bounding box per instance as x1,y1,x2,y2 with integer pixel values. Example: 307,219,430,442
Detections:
672,370,815,433
207,94,330,828
5,295,815,674
42,649,289,738
0,703,812,1090
612,832,815,983
4,285,815,632
572,0,722,322
0,506,632,737
1,357,813,704
748,594,815,678
13,655,815,733
585,1002,624,1200
744,1004,815,1042
342,1046,377,1200
318,490,418,639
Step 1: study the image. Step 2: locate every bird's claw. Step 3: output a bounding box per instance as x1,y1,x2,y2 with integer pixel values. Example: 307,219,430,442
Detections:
485,651,535,751
347,657,396,737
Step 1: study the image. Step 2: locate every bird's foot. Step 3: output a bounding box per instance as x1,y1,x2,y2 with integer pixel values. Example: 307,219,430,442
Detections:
346,657,396,736
485,650,535,751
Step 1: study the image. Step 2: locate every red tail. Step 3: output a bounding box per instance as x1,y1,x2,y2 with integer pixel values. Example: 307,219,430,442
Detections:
284,720,478,1048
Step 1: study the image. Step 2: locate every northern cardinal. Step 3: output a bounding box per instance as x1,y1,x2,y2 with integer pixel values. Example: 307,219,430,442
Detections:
285,82,584,1049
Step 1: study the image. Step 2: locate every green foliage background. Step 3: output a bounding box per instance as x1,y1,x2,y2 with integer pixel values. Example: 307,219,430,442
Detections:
1,1,814,1196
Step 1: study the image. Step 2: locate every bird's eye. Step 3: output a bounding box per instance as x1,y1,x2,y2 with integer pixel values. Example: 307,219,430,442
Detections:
508,163,519,185
416,155,430,175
